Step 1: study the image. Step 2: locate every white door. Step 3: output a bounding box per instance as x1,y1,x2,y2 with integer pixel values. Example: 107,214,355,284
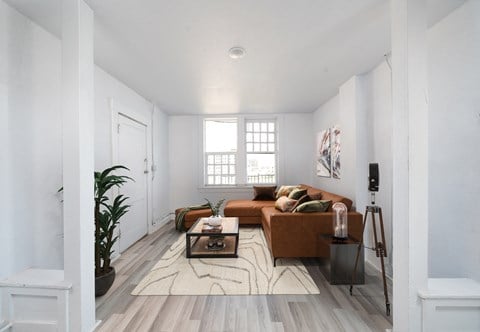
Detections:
117,114,148,252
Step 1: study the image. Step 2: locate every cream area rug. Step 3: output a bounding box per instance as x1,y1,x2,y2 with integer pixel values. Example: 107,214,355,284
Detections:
132,227,320,296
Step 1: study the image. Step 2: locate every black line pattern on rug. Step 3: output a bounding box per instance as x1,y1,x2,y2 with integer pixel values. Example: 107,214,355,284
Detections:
132,227,320,295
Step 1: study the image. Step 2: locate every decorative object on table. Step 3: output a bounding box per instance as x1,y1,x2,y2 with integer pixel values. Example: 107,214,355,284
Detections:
316,129,331,177
331,125,341,179
332,202,348,240
207,236,225,250
204,198,225,226
201,223,223,233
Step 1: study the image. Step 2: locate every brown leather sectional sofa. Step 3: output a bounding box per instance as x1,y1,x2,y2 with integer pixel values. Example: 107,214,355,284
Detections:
224,184,363,264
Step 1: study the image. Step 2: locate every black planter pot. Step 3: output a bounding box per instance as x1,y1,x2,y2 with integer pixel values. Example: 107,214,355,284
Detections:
95,267,116,297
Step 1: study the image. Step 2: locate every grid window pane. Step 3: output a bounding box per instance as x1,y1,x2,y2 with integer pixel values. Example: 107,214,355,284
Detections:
205,119,237,153
205,152,237,185
245,119,277,184
247,154,276,184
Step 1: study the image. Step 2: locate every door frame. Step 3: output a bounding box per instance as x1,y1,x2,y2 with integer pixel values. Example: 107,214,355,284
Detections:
110,98,153,249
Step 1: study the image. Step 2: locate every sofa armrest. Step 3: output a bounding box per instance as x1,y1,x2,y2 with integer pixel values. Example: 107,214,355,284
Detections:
262,208,363,258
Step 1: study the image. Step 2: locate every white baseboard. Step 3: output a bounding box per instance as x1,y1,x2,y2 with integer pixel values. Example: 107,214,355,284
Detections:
365,260,393,282
0,321,12,332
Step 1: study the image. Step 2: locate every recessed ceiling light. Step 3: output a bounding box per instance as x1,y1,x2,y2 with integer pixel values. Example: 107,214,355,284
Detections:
228,46,246,59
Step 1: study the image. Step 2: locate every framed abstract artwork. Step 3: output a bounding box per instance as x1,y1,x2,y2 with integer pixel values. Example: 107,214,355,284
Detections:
331,125,341,179
316,129,331,177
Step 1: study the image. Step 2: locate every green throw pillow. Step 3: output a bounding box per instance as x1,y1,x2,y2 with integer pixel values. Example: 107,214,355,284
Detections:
288,188,308,200
293,200,331,213
290,194,311,211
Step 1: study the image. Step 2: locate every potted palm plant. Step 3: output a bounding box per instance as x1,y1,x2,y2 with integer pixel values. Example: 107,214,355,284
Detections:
94,165,132,296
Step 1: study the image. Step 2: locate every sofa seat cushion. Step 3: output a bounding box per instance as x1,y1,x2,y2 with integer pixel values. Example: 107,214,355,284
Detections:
224,200,275,217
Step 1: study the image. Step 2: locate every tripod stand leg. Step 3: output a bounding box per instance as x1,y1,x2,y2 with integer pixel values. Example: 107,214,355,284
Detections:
378,243,390,316
350,209,369,295
378,207,387,257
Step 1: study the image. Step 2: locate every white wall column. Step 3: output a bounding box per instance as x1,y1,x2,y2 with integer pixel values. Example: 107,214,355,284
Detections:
391,0,429,331
62,0,95,331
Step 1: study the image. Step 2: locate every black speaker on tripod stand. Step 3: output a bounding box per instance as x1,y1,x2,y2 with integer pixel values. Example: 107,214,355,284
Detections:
350,163,390,316
368,163,379,192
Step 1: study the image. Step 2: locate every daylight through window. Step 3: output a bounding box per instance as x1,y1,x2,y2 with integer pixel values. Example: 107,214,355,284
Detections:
204,117,277,186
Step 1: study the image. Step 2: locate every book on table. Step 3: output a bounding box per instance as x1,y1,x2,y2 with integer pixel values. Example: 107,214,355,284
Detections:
201,224,223,233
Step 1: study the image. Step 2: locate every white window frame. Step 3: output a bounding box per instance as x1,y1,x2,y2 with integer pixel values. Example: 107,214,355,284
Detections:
245,119,278,185
202,116,278,188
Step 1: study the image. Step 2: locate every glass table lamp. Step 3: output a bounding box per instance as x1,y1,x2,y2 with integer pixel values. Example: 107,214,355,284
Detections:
332,202,348,239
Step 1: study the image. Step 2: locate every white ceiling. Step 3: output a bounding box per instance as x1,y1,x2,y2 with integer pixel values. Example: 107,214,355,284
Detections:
5,0,466,115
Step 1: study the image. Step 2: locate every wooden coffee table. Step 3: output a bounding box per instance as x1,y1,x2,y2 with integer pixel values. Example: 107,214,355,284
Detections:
186,217,239,258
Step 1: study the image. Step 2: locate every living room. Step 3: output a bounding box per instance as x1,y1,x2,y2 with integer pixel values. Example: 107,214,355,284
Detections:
1,0,479,331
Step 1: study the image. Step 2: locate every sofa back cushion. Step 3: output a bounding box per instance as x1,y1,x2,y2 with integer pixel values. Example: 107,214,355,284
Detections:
300,184,353,211
252,186,277,201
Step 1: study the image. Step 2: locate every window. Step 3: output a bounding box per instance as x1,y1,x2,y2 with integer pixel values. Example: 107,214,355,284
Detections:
204,119,237,185
203,117,277,186
245,120,276,184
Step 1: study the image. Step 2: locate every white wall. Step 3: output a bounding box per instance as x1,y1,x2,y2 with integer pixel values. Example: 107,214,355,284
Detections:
312,73,391,274
312,77,369,211
427,0,480,281
311,0,480,280
0,2,170,279
0,1,63,279
363,61,393,276
152,105,170,224
94,66,170,231
168,113,313,211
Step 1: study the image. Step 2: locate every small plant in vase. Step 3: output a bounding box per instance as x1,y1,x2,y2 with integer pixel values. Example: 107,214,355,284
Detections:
204,198,225,226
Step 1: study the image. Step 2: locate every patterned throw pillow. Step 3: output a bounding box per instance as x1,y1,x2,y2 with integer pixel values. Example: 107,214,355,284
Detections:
252,186,277,201
288,188,308,200
275,196,297,212
293,200,331,213
276,185,300,199
290,194,311,212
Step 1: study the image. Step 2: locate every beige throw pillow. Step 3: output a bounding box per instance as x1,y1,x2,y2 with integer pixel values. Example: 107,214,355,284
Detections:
275,196,297,212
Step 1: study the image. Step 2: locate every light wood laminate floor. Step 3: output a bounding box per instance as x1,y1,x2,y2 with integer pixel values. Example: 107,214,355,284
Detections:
95,221,393,332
